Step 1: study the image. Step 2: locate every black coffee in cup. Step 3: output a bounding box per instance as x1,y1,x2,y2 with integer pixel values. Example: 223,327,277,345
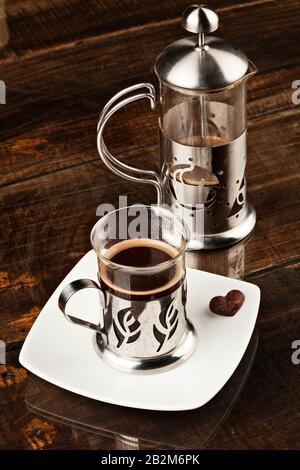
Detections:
98,239,184,301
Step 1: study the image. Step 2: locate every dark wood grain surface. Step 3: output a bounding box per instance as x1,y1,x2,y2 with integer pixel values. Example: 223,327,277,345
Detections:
0,0,300,450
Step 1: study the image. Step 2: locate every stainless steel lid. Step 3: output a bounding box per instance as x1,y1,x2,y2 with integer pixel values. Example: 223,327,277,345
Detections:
154,4,249,91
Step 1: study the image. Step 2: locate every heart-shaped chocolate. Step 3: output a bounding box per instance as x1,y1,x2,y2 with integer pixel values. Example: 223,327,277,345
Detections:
209,289,245,317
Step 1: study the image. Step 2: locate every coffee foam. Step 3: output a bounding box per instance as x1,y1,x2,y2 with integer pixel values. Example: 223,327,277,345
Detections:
99,238,184,297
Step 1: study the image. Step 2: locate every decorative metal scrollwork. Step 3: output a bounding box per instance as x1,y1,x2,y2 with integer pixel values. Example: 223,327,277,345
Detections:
113,308,141,348
153,298,179,352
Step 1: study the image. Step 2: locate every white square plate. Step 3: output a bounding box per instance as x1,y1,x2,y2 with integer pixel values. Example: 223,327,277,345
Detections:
19,250,260,411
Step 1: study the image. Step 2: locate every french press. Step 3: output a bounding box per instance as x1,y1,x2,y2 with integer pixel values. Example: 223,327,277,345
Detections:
97,4,257,250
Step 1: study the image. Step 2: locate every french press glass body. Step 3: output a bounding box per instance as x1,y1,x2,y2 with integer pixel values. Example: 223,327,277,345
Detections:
97,5,257,250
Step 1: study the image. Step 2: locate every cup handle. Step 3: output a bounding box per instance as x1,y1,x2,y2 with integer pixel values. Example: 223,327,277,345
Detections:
96,83,163,204
58,279,106,339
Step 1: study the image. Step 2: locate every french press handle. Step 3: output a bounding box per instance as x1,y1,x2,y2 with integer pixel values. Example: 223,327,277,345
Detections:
97,83,162,204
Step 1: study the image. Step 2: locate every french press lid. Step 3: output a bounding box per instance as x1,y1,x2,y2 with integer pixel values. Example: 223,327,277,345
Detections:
154,4,249,91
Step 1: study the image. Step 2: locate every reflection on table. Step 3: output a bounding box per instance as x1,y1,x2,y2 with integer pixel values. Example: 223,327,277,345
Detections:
20,331,258,450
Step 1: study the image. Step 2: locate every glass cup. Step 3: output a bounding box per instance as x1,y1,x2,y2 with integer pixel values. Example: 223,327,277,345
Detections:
58,205,196,373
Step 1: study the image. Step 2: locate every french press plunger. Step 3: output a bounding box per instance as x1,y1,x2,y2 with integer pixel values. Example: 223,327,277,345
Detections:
97,4,257,250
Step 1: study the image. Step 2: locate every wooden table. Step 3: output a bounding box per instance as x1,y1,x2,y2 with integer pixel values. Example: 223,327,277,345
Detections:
0,0,299,450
